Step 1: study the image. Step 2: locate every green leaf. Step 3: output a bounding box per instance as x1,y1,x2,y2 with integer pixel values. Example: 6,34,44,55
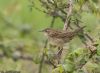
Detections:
63,60,75,72
97,44,100,56
52,65,64,73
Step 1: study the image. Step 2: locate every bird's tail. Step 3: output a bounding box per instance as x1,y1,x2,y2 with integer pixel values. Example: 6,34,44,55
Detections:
73,26,86,34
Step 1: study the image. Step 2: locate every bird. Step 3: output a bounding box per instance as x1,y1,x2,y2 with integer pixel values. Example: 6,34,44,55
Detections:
41,26,85,49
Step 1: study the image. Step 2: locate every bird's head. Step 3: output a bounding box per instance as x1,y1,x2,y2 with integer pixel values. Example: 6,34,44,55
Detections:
40,28,53,36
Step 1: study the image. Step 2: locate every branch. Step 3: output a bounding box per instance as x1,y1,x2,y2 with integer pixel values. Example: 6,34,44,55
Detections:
63,0,73,30
85,33,94,43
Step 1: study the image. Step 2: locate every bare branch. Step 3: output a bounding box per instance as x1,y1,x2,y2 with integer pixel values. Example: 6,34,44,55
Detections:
63,0,73,30
85,33,94,43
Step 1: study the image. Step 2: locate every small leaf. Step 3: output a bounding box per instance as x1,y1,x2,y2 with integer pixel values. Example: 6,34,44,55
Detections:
52,65,64,73
63,60,75,72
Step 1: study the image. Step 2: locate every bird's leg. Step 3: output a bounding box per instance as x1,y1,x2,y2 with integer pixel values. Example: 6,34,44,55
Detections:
57,47,63,64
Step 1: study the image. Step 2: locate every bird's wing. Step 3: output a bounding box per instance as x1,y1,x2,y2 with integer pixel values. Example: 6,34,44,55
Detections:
49,31,74,38
57,32,74,38
49,30,62,37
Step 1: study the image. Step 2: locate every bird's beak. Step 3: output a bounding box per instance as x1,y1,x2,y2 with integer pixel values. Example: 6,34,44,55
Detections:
38,29,45,32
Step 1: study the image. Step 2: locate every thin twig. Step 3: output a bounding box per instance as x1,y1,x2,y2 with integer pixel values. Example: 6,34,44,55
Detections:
45,54,57,68
47,0,67,15
38,51,45,73
50,16,56,27
85,33,94,43
48,60,57,68
38,16,56,73
29,0,50,14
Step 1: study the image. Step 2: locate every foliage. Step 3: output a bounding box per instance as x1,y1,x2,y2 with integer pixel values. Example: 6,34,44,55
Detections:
0,0,100,73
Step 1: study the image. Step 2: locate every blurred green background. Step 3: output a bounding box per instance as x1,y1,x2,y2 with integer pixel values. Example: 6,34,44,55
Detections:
0,0,100,73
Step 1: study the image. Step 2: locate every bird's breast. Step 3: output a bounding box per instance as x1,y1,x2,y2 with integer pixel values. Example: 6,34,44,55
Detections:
48,37,65,47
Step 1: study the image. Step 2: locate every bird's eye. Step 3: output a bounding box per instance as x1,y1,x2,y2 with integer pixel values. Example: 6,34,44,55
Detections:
46,30,48,32
45,29,49,32
44,28,50,32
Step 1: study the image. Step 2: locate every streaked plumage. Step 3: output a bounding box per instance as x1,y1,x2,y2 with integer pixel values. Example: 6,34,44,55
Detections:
42,26,85,47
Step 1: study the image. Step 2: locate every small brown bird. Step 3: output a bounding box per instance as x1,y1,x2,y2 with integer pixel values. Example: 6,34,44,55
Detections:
41,26,85,49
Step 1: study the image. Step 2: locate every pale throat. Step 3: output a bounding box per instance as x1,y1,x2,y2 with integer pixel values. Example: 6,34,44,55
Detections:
44,32,48,36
